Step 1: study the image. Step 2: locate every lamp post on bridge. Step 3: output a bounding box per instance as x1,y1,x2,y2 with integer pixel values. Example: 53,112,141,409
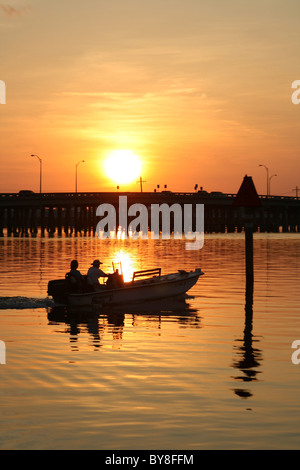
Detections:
75,160,85,193
259,164,269,196
30,154,42,193
269,174,277,196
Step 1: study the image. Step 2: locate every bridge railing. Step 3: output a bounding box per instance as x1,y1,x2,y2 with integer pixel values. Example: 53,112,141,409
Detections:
0,191,299,201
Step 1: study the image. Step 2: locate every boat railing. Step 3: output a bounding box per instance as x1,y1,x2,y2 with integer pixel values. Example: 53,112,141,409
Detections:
132,268,161,282
112,261,123,274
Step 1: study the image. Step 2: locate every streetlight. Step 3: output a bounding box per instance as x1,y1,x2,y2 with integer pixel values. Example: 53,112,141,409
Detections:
75,160,85,192
31,154,42,193
269,174,277,196
259,164,269,196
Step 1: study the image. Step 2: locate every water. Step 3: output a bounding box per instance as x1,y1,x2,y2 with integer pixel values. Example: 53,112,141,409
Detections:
0,233,300,450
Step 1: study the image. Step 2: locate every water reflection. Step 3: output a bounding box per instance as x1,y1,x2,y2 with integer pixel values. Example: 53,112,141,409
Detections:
47,297,200,350
48,307,103,351
231,275,263,399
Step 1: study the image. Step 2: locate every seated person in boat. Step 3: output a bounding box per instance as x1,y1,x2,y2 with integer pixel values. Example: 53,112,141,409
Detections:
87,259,108,290
65,260,83,292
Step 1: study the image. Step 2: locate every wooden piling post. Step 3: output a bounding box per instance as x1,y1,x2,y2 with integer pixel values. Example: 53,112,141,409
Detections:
233,175,261,308
244,210,254,300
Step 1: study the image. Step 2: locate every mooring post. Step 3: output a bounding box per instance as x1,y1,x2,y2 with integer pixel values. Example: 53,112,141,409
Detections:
244,209,254,324
244,209,254,292
233,175,261,316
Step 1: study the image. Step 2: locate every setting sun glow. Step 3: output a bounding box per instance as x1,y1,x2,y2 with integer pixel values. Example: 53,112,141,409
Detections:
104,150,142,185
112,250,136,282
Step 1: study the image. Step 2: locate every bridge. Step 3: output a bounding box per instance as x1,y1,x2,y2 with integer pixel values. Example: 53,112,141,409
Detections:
0,190,299,236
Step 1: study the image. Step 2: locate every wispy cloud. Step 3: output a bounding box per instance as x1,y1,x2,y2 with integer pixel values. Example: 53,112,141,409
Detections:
0,3,31,17
58,88,206,102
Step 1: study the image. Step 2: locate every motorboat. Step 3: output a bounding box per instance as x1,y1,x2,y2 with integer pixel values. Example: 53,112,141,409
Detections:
47,267,204,307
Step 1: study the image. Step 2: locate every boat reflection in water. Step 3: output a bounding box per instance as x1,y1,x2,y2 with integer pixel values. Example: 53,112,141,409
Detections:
47,295,200,349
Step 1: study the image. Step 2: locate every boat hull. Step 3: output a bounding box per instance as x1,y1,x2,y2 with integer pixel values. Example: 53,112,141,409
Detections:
67,269,203,307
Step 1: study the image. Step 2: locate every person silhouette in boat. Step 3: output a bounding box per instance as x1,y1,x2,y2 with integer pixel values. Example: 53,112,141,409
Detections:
87,259,108,289
66,260,83,292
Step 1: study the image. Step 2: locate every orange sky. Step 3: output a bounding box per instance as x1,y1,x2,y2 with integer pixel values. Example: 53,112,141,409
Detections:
1,0,300,196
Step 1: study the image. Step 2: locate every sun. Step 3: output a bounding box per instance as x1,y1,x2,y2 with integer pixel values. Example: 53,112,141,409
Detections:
104,150,142,184
112,250,136,282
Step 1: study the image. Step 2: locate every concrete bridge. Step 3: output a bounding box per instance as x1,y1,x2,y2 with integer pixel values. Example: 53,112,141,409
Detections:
0,190,299,236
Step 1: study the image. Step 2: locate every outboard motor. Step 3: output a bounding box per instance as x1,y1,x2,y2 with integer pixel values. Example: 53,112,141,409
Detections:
47,279,68,304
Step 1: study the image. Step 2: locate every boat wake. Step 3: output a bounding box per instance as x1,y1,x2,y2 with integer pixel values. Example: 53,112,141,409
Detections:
0,296,54,310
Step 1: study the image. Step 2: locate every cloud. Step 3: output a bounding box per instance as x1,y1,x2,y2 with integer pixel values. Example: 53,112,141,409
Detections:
0,3,30,17
58,88,206,103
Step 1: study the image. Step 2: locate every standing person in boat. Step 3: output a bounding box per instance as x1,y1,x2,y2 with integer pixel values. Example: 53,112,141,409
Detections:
87,259,108,289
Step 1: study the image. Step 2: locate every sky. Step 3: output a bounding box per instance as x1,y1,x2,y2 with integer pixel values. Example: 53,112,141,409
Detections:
1,0,300,195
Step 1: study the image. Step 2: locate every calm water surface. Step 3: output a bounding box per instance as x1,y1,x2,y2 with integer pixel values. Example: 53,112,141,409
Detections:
0,233,300,450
